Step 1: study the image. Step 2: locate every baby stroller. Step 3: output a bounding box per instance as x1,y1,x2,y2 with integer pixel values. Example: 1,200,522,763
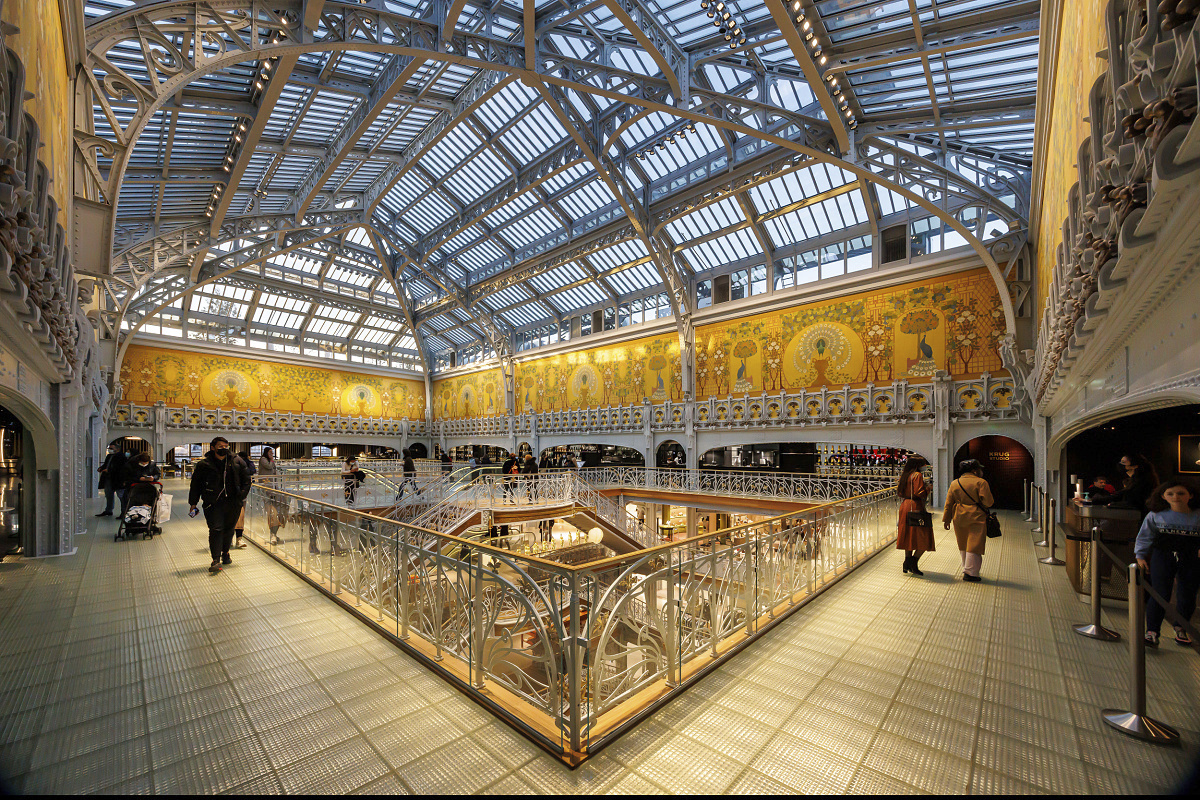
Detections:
117,481,164,541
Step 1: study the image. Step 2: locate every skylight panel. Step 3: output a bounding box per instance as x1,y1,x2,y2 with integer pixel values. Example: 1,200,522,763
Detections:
527,262,585,293
307,318,353,338
501,305,541,327
606,261,661,294
354,327,394,345
500,104,568,162
403,190,458,234
551,283,607,311
443,149,508,204
665,197,746,244
316,305,358,322
487,284,531,309
381,173,431,216
496,206,562,250
684,228,761,272
589,239,649,272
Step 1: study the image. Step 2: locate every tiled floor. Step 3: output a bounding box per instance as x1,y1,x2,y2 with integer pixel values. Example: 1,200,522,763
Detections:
0,480,1197,794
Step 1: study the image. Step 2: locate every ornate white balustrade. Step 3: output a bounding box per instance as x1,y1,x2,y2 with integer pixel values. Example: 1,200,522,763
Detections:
111,402,429,438
1034,0,1200,411
434,376,1018,439
109,376,1017,443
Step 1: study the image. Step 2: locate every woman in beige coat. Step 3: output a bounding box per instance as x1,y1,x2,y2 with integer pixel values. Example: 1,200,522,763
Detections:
942,459,994,582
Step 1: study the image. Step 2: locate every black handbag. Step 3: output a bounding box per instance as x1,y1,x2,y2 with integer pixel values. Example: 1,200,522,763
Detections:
959,481,1002,538
906,510,933,527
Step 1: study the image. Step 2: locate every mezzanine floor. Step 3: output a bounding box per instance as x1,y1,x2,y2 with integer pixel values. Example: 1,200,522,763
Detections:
0,480,1196,794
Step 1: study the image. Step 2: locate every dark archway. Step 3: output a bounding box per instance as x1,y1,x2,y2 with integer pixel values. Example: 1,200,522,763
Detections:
953,435,1034,510
407,442,428,459
1063,404,1200,493
656,440,685,467
542,444,644,468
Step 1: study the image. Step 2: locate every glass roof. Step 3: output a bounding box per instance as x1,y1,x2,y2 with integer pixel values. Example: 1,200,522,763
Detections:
89,0,1038,370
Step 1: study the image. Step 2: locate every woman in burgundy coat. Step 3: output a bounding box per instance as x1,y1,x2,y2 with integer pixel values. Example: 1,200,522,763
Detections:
896,456,935,575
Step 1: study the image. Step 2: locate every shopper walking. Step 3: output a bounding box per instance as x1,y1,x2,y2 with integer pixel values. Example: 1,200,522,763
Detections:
440,450,453,476
1135,479,1200,647
188,437,251,573
524,453,539,503
231,451,256,549
342,456,365,506
399,449,421,499
896,456,934,575
258,447,284,545
501,453,518,503
942,459,994,582
95,443,127,517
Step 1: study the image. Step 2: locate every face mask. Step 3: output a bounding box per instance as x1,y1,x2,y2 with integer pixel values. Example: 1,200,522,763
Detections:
214,448,229,458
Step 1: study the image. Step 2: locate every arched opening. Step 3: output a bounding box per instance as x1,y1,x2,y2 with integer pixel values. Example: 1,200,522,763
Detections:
701,442,920,473
539,444,644,468
1063,404,1200,495
952,435,1033,509
0,407,24,556
406,442,428,459
656,440,685,467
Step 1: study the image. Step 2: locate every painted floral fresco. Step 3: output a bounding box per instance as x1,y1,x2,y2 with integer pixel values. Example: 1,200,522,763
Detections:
120,345,426,419
512,332,682,414
694,268,1007,400
430,368,504,420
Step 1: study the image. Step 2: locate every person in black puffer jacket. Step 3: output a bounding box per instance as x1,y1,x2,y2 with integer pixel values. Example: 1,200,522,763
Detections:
188,437,252,573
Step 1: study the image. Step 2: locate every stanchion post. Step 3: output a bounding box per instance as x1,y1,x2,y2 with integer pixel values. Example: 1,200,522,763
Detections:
1025,482,1036,523
1039,499,1064,565
1022,479,1029,517
1102,563,1180,743
1034,489,1049,546
1073,525,1120,640
1032,487,1043,534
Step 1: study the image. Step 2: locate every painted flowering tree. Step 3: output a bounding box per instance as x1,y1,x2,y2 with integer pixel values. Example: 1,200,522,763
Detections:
695,338,710,396
761,331,784,391
733,340,757,392
648,353,668,400
863,314,893,381
947,300,981,372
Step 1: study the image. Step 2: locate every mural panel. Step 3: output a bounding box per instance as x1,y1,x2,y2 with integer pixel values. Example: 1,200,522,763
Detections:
120,345,426,419
695,269,1007,399
431,368,502,420
511,332,682,414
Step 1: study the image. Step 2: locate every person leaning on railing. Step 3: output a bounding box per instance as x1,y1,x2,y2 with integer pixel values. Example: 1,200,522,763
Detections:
1134,478,1200,648
896,456,934,576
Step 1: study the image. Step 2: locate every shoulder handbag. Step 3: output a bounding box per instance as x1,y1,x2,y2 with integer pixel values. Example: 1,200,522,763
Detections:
959,480,1002,538
903,475,933,527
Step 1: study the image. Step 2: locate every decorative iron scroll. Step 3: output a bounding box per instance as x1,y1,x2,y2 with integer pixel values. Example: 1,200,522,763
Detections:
1036,2,1199,406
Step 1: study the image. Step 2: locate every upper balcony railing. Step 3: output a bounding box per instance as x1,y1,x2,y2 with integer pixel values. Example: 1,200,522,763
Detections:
109,375,1017,441
433,375,1017,439
110,404,429,438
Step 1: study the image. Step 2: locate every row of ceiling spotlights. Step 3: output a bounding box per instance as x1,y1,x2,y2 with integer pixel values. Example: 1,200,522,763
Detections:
791,2,857,129
698,1,747,47
211,32,283,216
635,122,698,159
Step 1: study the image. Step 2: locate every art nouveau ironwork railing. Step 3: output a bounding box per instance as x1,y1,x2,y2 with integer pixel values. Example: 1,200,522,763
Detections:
240,482,899,764
579,466,898,503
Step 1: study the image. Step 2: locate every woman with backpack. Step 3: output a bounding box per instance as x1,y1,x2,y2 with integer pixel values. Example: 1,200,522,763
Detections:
942,459,995,582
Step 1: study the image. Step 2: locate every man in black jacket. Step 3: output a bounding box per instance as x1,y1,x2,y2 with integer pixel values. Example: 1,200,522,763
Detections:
188,437,251,573
96,443,127,516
